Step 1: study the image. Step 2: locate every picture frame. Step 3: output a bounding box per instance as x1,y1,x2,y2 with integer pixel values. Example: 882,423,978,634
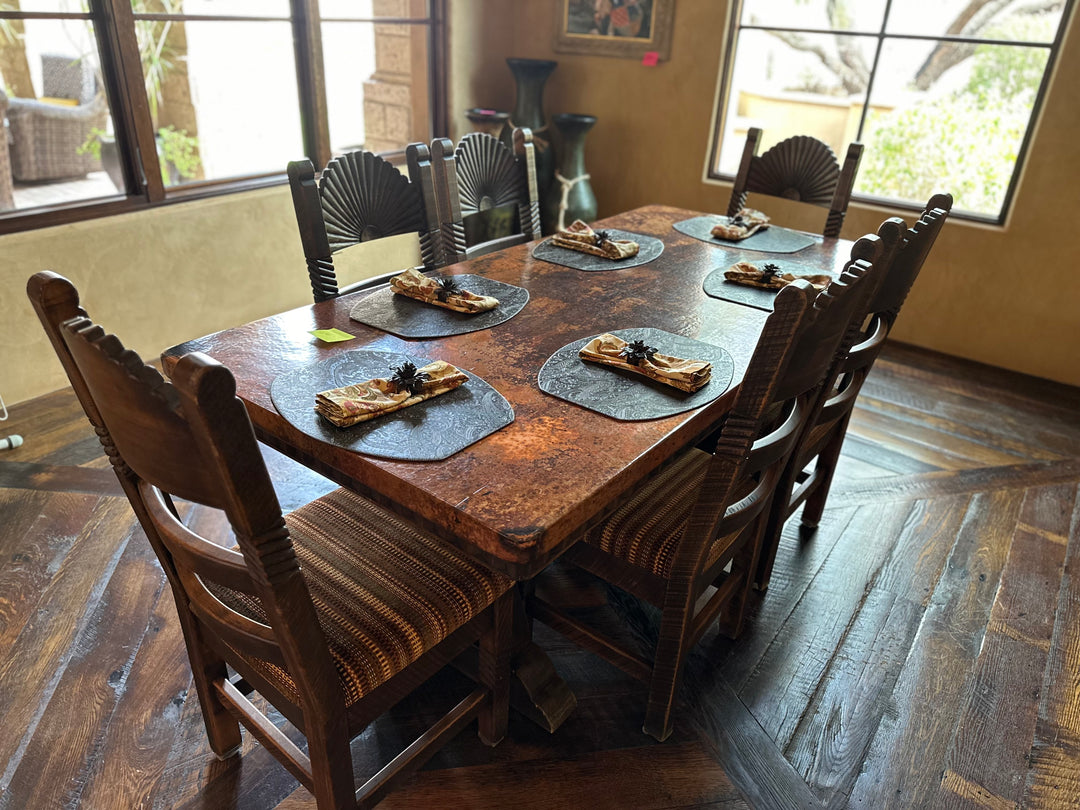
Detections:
553,0,675,61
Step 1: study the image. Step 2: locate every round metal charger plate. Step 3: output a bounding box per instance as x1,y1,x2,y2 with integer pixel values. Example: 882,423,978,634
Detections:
538,327,735,421
673,215,818,254
531,229,665,271
270,350,514,461
348,275,528,339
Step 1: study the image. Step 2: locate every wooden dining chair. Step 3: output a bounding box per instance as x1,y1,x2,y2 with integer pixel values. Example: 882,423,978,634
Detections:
530,234,885,742
27,271,514,810
431,128,542,263
288,144,443,302
727,127,864,238
755,193,954,589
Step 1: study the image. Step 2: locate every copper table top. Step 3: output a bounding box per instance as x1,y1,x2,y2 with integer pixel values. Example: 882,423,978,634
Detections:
162,205,852,578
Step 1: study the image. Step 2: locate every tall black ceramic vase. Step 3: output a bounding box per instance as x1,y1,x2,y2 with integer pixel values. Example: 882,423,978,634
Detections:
544,114,597,232
507,57,557,232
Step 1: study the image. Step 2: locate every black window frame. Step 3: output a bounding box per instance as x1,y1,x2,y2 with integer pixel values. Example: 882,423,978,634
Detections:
707,0,1076,225
0,0,448,235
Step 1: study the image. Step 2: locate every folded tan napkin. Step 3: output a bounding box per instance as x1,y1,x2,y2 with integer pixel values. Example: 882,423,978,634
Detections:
551,220,640,260
390,268,498,313
579,333,711,393
315,360,467,427
711,208,770,240
724,261,831,291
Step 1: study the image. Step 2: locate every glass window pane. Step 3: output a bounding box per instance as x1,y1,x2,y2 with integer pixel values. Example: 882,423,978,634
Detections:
855,40,1050,217
740,0,887,34
716,29,869,175
320,0,429,20
322,20,431,155
6,1,88,12
885,0,1063,43
136,0,292,18
1,18,125,213
137,20,303,186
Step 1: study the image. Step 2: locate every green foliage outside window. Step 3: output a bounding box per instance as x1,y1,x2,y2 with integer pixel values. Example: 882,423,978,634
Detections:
856,16,1053,214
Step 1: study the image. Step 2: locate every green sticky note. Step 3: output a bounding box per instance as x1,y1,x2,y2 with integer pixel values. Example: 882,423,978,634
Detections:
309,328,356,343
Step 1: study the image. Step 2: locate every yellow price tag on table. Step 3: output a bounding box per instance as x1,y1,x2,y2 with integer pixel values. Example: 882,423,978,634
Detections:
308,328,356,343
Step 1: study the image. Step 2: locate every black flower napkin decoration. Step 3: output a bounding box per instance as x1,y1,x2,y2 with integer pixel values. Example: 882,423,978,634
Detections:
389,361,432,395
619,339,658,366
435,275,461,302
593,229,612,247
730,214,746,227
760,263,781,282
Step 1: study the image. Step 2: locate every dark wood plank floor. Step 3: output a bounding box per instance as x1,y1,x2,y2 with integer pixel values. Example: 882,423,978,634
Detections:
1,342,1077,810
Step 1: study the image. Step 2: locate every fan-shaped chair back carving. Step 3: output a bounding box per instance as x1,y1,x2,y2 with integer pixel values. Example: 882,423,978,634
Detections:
756,193,954,589
432,128,541,263
530,234,886,740
27,271,514,809
288,144,442,302
727,127,863,238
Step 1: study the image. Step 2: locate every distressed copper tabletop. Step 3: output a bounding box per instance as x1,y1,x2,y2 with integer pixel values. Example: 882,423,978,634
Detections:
162,205,852,579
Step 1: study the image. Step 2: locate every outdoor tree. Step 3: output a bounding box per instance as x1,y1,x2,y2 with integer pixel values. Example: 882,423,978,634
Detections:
855,13,1053,211
751,0,1063,214
762,0,1064,94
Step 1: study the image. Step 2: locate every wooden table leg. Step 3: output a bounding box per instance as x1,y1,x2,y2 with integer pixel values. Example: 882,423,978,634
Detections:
508,641,577,732
454,582,576,733
509,579,577,732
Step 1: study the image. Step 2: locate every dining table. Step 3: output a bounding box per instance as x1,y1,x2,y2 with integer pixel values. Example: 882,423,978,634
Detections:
161,203,854,730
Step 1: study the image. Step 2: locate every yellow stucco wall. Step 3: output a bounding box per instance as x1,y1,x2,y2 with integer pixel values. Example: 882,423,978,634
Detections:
458,0,1080,387
2,186,418,404
3,1,1078,407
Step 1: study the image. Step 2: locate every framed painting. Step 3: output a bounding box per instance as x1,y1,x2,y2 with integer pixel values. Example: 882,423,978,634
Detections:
553,0,675,60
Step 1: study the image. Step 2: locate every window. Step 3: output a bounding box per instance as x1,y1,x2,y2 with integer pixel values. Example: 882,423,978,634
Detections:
708,0,1074,222
0,0,446,233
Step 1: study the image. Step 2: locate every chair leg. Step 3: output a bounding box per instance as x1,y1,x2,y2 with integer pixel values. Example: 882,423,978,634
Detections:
642,601,693,742
177,608,243,759
717,523,766,639
307,722,360,810
800,416,850,529
478,590,513,746
756,461,800,591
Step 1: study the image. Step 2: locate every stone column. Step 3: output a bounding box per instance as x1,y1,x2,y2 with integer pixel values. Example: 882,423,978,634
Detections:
363,0,430,153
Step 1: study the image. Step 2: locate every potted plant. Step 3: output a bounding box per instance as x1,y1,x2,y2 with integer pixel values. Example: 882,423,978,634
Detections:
154,125,200,185
78,126,124,191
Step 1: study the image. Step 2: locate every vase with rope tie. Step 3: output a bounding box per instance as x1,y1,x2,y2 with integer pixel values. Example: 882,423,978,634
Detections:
545,113,597,234
506,57,557,231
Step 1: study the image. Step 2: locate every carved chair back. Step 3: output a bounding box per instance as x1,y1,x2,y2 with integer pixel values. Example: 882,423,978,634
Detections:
532,236,887,741
288,144,442,302
755,193,954,588
727,127,864,238
674,234,884,590
431,128,542,263
821,194,953,421
813,196,954,440
26,271,343,720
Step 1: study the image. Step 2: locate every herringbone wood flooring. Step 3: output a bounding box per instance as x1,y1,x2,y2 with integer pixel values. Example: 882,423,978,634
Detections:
0,342,1077,809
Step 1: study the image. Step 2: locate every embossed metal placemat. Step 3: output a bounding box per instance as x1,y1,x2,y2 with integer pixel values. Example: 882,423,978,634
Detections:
538,327,735,421
270,350,514,461
702,262,838,312
673,215,818,254
348,275,528,339
531,229,665,271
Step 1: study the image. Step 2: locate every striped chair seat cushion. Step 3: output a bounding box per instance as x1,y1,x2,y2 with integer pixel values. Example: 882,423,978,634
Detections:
584,448,749,579
211,488,512,707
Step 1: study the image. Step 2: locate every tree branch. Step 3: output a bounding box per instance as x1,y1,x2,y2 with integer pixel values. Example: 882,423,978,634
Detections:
765,29,868,94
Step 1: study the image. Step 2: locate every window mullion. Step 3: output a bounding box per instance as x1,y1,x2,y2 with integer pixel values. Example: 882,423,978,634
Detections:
292,0,331,169
99,0,165,202
853,0,893,142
